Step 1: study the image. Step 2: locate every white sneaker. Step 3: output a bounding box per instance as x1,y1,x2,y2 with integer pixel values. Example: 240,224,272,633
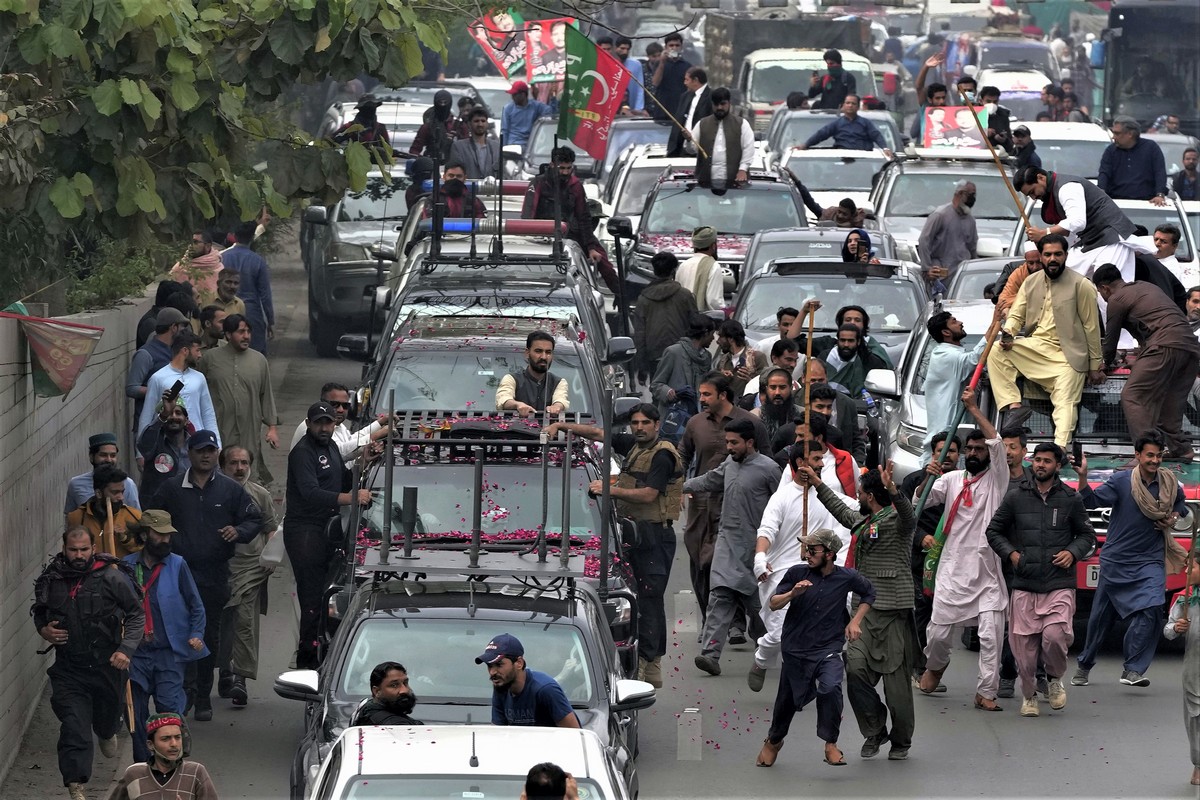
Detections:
67,783,86,800
1047,679,1067,710
1020,696,1039,717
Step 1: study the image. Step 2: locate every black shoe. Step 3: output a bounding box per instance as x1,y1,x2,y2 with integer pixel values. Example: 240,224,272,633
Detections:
888,746,910,761
194,706,213,722
860,730,888,759
217,671,235,699
1001,405,1033,431
728,629,747,646
229,676,248,706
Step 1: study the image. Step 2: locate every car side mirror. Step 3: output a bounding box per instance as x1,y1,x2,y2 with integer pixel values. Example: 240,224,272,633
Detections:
607,215,635,240
303,205,329,225
613,396,640,423
369,242,398,261
612,679,656,712
337,334,371,362
605,336,636,364
273,670,320,703
863,368,899,398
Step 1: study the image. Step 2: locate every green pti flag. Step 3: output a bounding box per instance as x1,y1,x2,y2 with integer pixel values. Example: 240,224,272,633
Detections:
558,26,632,160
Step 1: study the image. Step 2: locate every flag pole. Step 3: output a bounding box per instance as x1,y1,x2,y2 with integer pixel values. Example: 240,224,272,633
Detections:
621,69,709,159
961,97,1033,230
801,306,815,540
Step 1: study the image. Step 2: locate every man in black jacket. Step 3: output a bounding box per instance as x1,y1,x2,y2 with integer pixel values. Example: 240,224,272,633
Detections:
985,443,1096,718
150,429,262,721
352,661,422,725
285,402,373,669
667,67,712,157
33,528,145,800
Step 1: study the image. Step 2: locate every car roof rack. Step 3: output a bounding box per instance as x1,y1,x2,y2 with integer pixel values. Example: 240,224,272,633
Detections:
392,313,586,343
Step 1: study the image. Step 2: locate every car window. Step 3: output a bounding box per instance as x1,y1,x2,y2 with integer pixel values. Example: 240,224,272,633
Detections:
339,619,594,705
735,275,923,336
1029,140,1109,179
783,155,885,191
602,125,671,177
528,121,586,164
948,266,1002,301
1151,138,1198,178
616,165,668,216
750,61,873,103
643,186,802,235
748,239,840,273
978,43,1056,77
375,350,593,413
883,172,1021,219
340,776,608,800
911,333,984,395
339,176,412,222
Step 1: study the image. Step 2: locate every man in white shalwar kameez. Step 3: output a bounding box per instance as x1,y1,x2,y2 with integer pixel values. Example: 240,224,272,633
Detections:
918,388,1010,710
750,441,852,691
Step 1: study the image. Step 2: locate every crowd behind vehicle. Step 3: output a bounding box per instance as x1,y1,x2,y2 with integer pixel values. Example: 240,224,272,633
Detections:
30,1,1200,799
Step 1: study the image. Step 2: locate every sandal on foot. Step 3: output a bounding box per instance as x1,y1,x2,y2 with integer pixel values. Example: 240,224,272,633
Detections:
756,738,783,767
974,693,1003,712
823,746,847,766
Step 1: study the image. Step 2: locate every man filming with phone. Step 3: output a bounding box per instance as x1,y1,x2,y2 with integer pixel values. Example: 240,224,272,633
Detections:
137,331,219,444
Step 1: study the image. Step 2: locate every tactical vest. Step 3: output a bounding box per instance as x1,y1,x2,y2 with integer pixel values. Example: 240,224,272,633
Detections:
615,439,684,523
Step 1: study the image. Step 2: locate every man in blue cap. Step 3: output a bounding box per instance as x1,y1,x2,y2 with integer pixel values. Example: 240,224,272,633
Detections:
476,634,580,728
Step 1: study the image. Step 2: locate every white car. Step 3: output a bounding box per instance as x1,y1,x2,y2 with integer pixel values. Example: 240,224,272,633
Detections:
318,100,429,154
779,148,889,221
1016,121,1111,180
596,144,693,252
307,725,634,800
973,68,1052,122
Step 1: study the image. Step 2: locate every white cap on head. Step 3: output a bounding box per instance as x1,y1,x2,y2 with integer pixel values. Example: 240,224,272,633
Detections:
1023,241,1039,254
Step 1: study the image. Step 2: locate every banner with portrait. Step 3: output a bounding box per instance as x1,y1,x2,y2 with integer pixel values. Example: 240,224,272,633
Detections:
923,105,989,149
469,8,528,80
525,18,576,91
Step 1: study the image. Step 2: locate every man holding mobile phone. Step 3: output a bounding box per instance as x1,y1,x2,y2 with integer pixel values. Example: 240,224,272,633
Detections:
138,331,219,444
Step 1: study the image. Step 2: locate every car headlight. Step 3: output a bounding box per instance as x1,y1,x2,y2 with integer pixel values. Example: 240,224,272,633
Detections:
329,242,370,262
895,421,926,456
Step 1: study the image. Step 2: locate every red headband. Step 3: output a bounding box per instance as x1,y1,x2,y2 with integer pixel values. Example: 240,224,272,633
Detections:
146,715,183,735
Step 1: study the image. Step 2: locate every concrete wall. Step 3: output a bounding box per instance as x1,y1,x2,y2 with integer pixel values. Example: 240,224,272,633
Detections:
0,291,152,786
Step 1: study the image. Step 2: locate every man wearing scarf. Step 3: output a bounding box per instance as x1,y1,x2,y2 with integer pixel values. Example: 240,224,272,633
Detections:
807,49,857,110
918,388,1009,711
1071,436,1189,688
169,231,223,306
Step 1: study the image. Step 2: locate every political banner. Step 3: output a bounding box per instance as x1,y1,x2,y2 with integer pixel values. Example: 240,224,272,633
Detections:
469,8,527,80
0,311,104,398
923,105,989,149
558,25,632,160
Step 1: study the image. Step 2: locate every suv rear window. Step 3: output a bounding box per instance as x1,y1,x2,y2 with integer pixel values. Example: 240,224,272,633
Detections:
736,274,922,336
643,184,803,235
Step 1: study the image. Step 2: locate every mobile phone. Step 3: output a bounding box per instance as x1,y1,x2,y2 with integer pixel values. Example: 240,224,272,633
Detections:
165,379,185,404
1072,440,1083,466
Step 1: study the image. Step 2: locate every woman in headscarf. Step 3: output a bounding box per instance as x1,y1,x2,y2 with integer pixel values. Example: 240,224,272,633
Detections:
841,229,880,264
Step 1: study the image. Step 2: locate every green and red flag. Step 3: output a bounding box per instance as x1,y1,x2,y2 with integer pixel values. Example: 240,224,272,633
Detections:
558,25,632,160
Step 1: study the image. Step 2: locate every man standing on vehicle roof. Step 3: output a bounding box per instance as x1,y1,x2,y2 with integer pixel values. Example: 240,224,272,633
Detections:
1071,437,1189,688
522,146,607,267
682,87,755,191
425,162,487,219
911,54,948,143
549,404,685,689
331,94,390,149
501,80,555,150
808,49,857,111
667,67,712,158
1092,266,1200,463
448,107,500,180
1098,116,1168,206
921,310,989,464
918,180,978,292
495,330,570,417
409,89,461,163
478,633,586,727
977,86,1012,151
798,95,893,156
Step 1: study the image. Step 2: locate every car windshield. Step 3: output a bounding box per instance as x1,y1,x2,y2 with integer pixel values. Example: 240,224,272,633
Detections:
747,235,896,273
883,172,1021,219
528,122,586,163
471,88,511,114
750,61,873,103
775,115,901,152
643,186,803,235
339,177,411,222
374,349,593,414
999,92,1046,122
616,165,669,216
736,275,922,336
339,619,595,704
601,124,672,176
1152,138,1198,176
1029,139,1110,179
1122,207,1193,260
339,776,607,800
978,44,1056,77
783,155,885,191
390,299,580,340
948,264,1006,301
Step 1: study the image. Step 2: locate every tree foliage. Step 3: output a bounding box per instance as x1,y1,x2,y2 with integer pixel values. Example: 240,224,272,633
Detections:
0,0,461,303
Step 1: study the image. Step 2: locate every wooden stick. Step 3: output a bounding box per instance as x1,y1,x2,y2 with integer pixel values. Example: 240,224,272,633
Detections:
961,97,1033,230
1184,512,1198,622
802,306,815,539
103,497,116,557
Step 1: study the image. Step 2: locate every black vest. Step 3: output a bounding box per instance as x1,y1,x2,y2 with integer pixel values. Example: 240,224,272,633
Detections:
695,114,743,189
1045,172,1136,252
512,369,561,410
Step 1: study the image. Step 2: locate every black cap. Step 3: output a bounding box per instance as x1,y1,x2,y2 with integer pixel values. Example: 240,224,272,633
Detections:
307,402,336,422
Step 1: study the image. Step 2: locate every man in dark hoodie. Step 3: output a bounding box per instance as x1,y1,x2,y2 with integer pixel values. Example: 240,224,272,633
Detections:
652,313,717,414
410,89,459,163
352,661,422,725
522,147,607,268
634,251,698,385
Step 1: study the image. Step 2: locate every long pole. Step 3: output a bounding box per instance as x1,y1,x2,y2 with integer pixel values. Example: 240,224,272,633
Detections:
802,307,815,538
914,317,1004,519
962,97,1033,230
623,69,709,159
1184,513,1198,622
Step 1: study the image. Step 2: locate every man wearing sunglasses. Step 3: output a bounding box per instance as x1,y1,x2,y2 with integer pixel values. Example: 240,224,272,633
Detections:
288,381,390,460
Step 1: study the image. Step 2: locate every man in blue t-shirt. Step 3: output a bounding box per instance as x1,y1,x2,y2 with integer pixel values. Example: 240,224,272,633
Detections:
476,633,580,728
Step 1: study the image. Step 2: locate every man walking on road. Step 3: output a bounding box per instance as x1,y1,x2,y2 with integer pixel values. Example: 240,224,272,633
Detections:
687,418,782,677
1072,437,1189,687
806,460,917,760
127,308,189,426
66,464,143,557
64,433,141,516
220,222,274,354
985,444,1095,717
675,226,725,313
137,394,192,498
633,251,698,387
111,714,219,799
138,331,219,443
32,528,144,800
918,388,1010,711
1092,265,1200,461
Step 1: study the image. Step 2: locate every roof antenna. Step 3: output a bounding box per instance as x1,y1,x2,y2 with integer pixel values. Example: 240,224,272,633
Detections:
431,155,443,258
469,730,479,768
468,178,479,259
551,135,564,264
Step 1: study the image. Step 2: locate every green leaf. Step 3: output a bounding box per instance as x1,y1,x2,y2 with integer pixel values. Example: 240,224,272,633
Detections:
92,80,123,115
49,176,85,218
198,7,224,21
262,175,291,217
16,29,48,65
187,161,217,184
59,0,93,29
268,15,313,65
42,22,84,59
137,81,161,121
344,142,370,192
230,174,261,219
192,185,215,218
169,77,201,111
357,27,380,69
166,48,194,76
70,173,95,197
119,78,141,106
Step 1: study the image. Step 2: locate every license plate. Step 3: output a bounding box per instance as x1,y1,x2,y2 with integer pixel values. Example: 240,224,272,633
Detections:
1085,564,1100,588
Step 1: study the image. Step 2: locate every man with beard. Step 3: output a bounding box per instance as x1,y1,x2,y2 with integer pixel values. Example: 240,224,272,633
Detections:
806,460,917,760
751,441,853,692
111,714,218,799
477,634,580,727
121,511,207,762
150,430,261,721
784,303,888,396
996,242,1044,313
918,181,978,289
197,305,226,350
426,162,487,218
67,464,143,557
773,410,860,496
740,338,800,405
213,269,246,317
170,230,223,305
1072,437,1188,688
989,234,1104,447
448,108,500,180
138,331,218,443
921,311,989,463
495,331,569,416
138,394,192,497
751,368,802,456
613,37,646,114
198,314,279,484
678,375,770,637
986,444,1095,717
687,418,782,677
501,81,554,149
32,528,144,800
1093,265,1200,461
288,381,390,460
220,221,275,354
522,147,606,267
216,446,279,709
285,402,372,670
352,661,423,725
64,432,141,518
918,388,1010,711
835,305,893,368
755,528,874,769
683,87,755,190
